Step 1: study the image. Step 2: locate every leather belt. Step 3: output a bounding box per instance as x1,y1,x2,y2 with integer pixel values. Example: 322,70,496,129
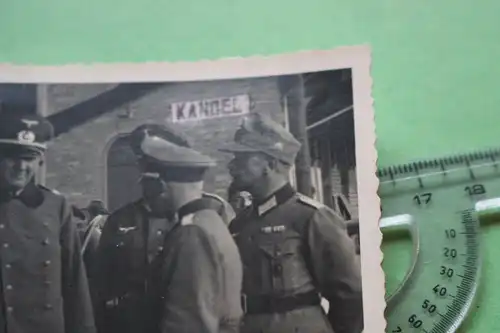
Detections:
105,291,143,309
241,291,321,314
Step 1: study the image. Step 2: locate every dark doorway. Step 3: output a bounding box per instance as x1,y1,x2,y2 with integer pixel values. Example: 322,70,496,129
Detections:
106,135,143,212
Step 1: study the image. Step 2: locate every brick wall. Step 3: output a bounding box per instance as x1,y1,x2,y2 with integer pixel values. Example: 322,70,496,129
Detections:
44,78,284,208
48,84,118,114
41,78,358,217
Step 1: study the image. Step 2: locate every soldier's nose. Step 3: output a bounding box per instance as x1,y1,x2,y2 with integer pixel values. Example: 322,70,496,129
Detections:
16,160,30,171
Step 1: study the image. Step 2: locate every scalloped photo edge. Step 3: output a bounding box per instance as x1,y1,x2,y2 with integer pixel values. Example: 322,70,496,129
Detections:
0,45,384,333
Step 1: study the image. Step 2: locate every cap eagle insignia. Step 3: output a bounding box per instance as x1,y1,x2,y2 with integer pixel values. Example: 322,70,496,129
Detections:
21,119,39,128
17,130,36,143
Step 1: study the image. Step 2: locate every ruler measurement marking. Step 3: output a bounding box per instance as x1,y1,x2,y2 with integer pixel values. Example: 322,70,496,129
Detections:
412,162,424,188
464,156,476,180
376,149,500,177
388,168,396,187
435,210,480,331
379,155,500,186
432,320,449,333
440,160,447,175
456,273,474,283
382,151,490,333
435,209,479,333
446,304,460,317
490,150,498,169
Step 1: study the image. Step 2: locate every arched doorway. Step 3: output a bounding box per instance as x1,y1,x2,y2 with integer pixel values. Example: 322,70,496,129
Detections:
106,135,142,212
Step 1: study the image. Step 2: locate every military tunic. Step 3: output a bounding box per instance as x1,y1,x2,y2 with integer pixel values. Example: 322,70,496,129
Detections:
229,184,363,333
0,183,96,333
94,193,233,333
201,192,236,226
93,199,172,333
79,217,104,308
73,209,103,283
148,198,243,333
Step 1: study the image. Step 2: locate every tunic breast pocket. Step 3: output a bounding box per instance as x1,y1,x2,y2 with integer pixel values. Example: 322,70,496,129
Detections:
23,218,61,264
258,237,312,294
113,228,143,270
114,226,140,246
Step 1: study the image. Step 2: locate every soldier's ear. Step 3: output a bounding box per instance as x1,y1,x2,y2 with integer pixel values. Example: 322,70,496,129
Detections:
265,157,279,172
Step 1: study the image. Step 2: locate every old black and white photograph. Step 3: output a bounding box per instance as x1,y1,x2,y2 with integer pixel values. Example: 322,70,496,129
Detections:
0,47,382,333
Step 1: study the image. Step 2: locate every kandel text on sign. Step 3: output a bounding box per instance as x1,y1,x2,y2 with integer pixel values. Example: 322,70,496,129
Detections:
171,94,251,123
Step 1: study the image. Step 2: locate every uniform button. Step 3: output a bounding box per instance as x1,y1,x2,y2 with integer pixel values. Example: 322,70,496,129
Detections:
44,304,53,310
43,260,51,267
273,264,283,276
5,285,13,291
44,280,51,287
3,243,9,249
42,239,50,246
157,230,163,236
5,264,11,269
6,306,13,313
158,246,164,252
0,224,5,229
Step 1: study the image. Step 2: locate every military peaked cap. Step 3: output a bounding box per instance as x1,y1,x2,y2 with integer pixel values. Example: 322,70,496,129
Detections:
0,111,54,154
219,112,301,165
129,123,216,168
86,200,109,216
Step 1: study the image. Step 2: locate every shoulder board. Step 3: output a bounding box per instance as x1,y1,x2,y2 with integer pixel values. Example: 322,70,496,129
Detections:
180,213,195,226
38,184,62,195
202,192,226,204
296,194,346,222
296,193,323,209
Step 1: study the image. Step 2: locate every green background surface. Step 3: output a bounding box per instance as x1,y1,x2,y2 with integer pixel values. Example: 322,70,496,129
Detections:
2,1,500,331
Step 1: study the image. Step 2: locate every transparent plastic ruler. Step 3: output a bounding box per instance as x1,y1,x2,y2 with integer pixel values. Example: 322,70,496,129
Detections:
379,148,500,333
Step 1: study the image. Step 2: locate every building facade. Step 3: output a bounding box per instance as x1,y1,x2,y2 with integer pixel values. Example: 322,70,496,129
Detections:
44,78,284,210
35,78,358,217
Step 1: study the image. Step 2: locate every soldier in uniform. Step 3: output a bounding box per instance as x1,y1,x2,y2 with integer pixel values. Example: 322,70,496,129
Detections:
219,113,363,333
93,123,237,333
130,124,236,226
0,112,96,333
200,191,235,226
75,200,109,308
137,125,243,333
85,200,109,221
79,200,108,259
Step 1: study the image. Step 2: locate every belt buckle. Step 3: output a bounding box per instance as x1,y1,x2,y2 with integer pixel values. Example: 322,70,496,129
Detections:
240,294,247,313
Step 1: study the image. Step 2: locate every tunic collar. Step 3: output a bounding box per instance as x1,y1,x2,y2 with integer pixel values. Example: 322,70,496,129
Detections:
253,183,296,216
177,198,215,221
0,182,44,208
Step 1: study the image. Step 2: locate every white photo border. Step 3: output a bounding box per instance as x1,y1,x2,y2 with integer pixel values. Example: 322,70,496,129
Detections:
0,44,384,332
